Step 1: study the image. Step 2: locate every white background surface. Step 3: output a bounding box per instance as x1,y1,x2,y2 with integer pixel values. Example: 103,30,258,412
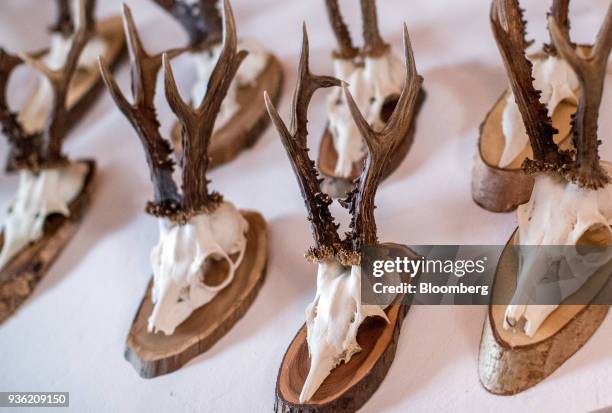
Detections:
1,0,611,412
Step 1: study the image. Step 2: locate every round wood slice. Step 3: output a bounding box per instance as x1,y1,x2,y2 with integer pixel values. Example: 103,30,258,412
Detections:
0,160,96,324
125,210,268,378
478,231,611,395
170,54,284,169
318,88,426,199
275,247,417,413
6,16,126,171
471,47,591,213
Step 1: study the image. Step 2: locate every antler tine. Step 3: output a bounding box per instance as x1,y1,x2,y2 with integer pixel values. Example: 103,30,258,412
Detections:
17,0,96,165
360,0,388,57
121,3,183,109
547,2,612,189
490,0,572,175
265,24,348,263
324,0,358,59
99,3,181,216
163,0,246,215
593,1,612,60
152,0,222,49
545,0,571,55
342,24,423,249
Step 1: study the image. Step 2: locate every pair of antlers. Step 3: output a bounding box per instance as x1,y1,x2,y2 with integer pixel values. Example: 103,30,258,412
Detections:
265,24,423,265
152,0,222,49
99,1,245,223
0,0,95,170
492,0,612,189
325,0,389,59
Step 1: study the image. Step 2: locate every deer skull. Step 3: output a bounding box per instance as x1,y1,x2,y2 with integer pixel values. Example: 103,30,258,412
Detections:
499,55,579,168
300,260,388,403
504,162,612,336
327,50,404,178
0,162,88,269
148,201,248,335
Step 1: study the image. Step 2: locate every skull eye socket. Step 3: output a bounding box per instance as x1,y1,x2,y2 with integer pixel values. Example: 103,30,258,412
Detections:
201,254,233,288
380,94,400,124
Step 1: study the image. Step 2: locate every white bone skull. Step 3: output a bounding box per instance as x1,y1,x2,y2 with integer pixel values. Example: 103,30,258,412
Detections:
148,201,248,335
499,55,579,168
504,162,612,336
0,162,88,269
299,260,388,403
326,50,404,178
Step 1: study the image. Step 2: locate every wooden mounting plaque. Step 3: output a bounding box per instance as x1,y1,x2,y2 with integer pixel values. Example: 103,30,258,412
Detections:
478,231,611,395
125,210,268,378
318,88,426,199
0,160,96,324
471,47,590,213
171,54,284,169
275,245,418,413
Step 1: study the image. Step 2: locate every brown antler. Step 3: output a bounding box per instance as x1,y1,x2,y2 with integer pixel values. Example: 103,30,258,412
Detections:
324,0,358,59
544,0,571,55
101,0,245,223
152,0,222,49
360,0,388,57
162,0,246,216
17,0,96,168
342,24,423,250
265,25,352,264
548,1,612,189
490,0,573,176
50,0,96,37
98,3,182,216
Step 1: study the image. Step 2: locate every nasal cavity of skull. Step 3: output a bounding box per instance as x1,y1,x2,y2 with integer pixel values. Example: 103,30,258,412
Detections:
44,212,65,232
199,253,233,288
380,94,399,124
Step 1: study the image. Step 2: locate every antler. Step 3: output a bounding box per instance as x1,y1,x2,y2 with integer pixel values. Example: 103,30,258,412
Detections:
17,0,96,168
101,0,245,223
342,24,423,250
50,0,96,37
265,25,351,264
548,1,612,189
360,0,388,57
544,0,571,55
324,0,358,59
162,0,246,216
152,0,222,49
490,0,573,176
98,3,182,216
